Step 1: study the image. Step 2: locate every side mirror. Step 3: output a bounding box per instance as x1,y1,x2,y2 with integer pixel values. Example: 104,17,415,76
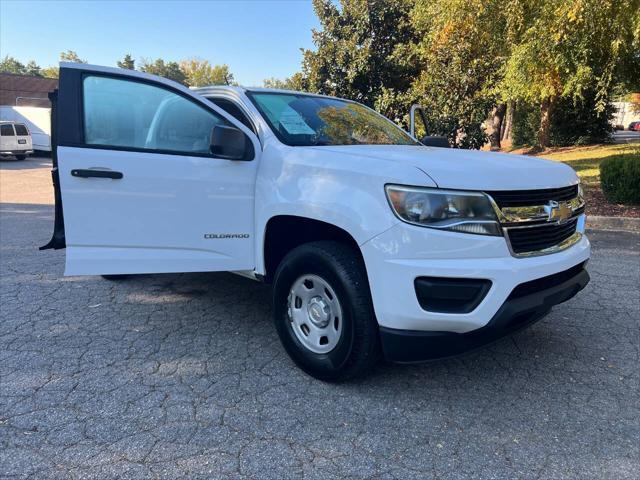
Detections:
420,136,450,148
210,125,250,160
410,104,450,148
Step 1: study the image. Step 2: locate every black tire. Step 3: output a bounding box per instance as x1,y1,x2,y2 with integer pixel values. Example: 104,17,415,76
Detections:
101,274,129,281
272,241,381,381
15,155,26,160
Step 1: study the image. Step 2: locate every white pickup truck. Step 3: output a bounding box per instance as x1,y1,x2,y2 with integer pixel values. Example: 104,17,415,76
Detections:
42,63,590,381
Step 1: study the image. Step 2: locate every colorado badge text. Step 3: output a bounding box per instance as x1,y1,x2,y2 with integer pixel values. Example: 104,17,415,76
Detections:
204,233,250,239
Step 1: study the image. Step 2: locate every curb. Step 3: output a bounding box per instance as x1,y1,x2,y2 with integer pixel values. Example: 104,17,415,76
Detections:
586,215,640,233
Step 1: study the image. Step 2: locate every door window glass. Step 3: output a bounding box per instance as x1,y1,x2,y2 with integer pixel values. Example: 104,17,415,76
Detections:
210,98,255,133
1,124,15,136
14,124,29,136
83,75,231,155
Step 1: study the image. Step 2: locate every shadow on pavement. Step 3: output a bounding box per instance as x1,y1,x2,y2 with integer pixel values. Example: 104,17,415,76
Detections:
0,155,52,171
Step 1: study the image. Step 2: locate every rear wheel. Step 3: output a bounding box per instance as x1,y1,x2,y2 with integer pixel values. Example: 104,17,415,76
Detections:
272,241,380,381
15,155,26,160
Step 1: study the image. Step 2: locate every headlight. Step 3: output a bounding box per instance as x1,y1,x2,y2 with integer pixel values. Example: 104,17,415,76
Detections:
385,185,502,236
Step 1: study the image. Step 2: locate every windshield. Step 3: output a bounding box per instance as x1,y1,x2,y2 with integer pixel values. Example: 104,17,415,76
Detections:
247,91,418,147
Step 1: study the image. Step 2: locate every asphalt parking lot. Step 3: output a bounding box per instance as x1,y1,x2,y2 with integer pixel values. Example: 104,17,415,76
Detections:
1,156,639,479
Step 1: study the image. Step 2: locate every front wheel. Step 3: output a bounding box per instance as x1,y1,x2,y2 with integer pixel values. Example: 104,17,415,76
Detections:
15,155,26,160
272,241,380,381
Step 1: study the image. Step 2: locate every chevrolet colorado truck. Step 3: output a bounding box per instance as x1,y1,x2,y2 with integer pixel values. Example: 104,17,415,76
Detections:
42,63,590,381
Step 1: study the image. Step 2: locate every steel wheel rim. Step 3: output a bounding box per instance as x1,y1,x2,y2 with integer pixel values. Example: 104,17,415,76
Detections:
287,274,343,354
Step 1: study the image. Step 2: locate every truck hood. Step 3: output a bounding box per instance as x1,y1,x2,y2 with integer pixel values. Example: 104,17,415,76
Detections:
309,145,579,190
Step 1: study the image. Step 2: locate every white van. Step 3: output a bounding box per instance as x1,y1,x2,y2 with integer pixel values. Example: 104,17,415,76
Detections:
0,106,52,152
0,121,34,160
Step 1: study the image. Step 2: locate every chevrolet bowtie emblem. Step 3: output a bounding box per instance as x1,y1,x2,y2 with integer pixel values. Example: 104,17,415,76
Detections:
545,200,572,223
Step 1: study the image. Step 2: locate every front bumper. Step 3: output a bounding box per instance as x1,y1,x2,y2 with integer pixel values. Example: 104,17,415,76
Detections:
361,215,591,336
379,261,589,362
0,150,33,156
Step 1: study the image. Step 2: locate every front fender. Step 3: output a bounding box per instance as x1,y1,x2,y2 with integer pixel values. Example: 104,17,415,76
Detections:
254,144,436,274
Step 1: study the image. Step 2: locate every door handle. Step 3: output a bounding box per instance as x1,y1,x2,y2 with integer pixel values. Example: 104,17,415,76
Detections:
71,169,123,179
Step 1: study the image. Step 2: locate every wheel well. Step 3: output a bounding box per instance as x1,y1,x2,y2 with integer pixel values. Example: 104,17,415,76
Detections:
263,215,361,283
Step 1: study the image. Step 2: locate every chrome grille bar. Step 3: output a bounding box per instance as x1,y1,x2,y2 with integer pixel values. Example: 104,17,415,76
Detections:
485,185,585,257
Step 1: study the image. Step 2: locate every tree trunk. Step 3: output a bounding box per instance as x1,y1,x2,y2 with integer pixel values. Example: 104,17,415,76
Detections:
488,103,507,150
538,97,555,149
501,101,515,142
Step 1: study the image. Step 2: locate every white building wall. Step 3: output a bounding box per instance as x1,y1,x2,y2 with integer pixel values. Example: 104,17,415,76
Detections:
612,102,639,128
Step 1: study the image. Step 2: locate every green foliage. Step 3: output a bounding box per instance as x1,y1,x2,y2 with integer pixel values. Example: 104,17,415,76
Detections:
511,103,541,148
499,0,640,146
24,61,42,76
409,0,504,148
41,66,59,79
1,51,86,78
5,50,236,89
40,51,88,79
263,73,307,91
0,55,25,74
600,155,640,204
139,58,187,85
550,95,614,146
298,0,639,149
60,50,87,64
512,94,615,148
117,54,135,70
138,58,234,87
180,59,234,86
302,0,500,148
0,55,42,76
302,0,418,111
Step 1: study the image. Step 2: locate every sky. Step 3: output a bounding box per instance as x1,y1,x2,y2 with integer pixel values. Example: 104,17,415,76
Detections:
0,0,320,86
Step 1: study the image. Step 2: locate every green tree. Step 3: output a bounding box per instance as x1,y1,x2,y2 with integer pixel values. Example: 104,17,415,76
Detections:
41,50,88,78
0,55,26,74
499,0,640,148
179,59,234,86
41,66,59,79
409,0,510,148
139,58,187,85
60,50,87,64
24,60,42,76
263,73,307,91
302,0,418,117
0,56,42,76
300,0,509,148
117,54,135,70
297,0,639,149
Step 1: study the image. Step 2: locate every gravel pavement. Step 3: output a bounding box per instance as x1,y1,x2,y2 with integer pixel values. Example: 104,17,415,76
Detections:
1,157,639,479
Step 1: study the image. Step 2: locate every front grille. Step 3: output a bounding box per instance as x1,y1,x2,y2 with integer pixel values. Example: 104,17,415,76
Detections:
488,185,579,208
506,218,578,254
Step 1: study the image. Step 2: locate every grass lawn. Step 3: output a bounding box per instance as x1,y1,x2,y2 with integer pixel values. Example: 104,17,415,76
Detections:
536,143,640,188
528,143,640,217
